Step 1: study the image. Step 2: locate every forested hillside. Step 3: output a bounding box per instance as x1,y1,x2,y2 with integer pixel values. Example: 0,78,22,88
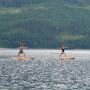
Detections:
0,0,90,48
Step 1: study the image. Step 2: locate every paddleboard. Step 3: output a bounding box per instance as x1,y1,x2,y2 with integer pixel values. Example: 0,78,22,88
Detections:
17,57,34,60
60,57,75,60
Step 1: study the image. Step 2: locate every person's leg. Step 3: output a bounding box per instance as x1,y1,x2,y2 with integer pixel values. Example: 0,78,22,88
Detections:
59,52,67,59
59,52,63,57
17,52,20,57
59,53,62,57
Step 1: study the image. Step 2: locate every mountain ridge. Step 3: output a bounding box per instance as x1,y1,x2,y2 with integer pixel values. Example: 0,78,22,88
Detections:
0,0,90,48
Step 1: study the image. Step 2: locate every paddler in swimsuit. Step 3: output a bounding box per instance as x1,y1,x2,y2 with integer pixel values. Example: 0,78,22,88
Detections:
17,42,25,57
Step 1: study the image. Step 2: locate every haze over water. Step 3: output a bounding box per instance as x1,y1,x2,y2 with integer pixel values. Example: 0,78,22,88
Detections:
0,49,90,90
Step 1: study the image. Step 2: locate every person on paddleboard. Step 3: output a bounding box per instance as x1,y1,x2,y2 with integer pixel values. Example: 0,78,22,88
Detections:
17,42,25,57
59,45,66,57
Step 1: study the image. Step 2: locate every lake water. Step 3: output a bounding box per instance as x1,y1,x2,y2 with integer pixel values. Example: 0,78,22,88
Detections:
0,49,90,90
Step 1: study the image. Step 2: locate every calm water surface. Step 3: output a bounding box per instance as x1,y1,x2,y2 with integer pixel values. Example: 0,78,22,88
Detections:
0,49,90,90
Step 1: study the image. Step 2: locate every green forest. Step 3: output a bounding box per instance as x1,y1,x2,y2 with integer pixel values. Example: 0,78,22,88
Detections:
0,0,90,48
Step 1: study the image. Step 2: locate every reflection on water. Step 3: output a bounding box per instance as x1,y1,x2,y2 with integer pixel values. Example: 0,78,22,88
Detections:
0,50,90,90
